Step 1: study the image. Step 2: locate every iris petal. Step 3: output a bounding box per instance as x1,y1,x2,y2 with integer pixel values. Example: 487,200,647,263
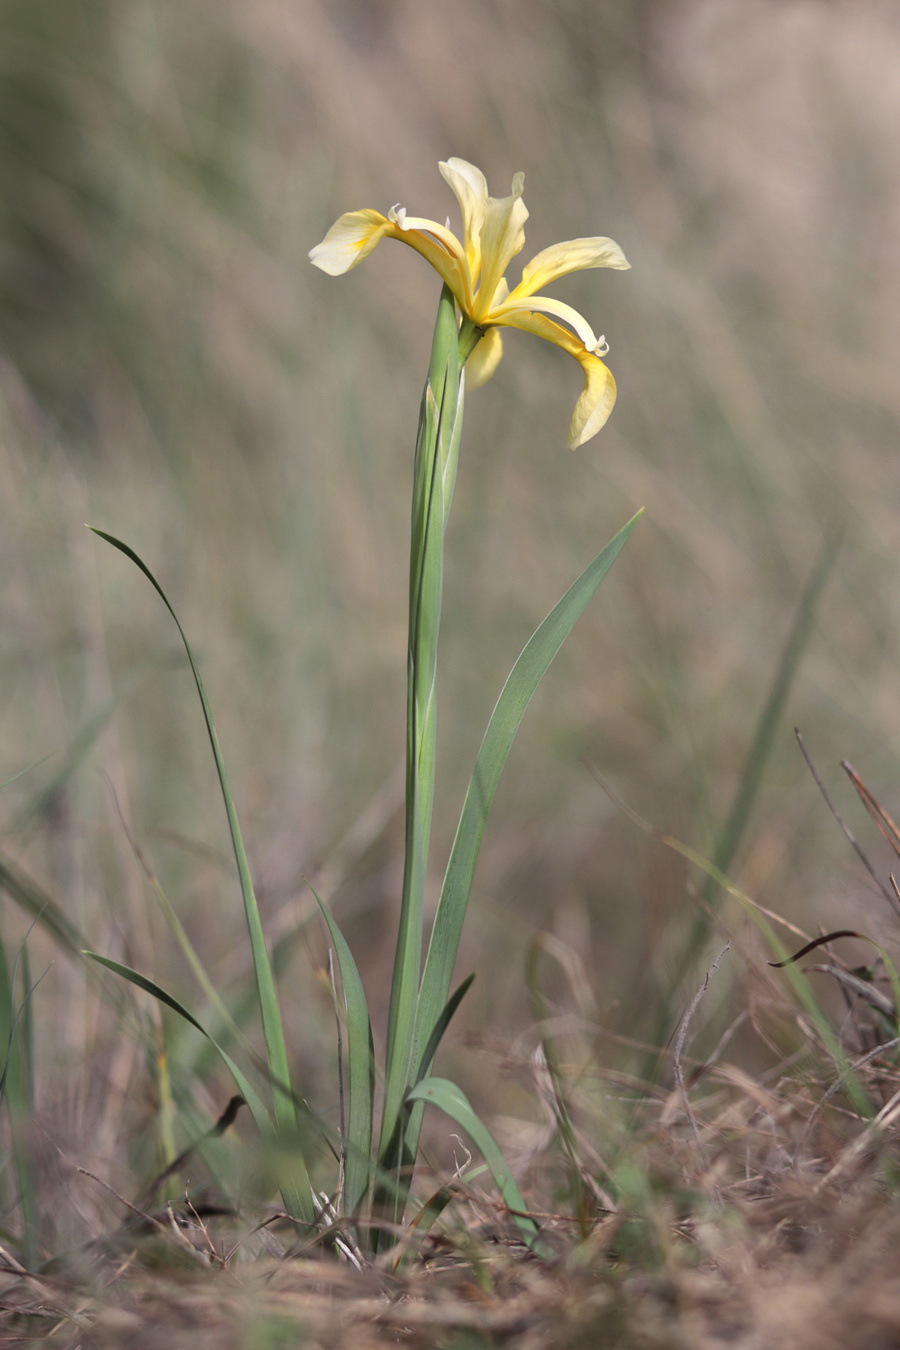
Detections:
465,328,504,390
388,211,475,312
308,209,393,276
495,294,603,353
440,159,488,281
497,308,617,447
568,355,617,449
474,183,528,323
518,236,630,295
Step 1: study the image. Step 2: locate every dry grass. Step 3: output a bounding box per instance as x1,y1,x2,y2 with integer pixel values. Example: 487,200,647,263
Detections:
7,890,900,1347
5,997,900,1349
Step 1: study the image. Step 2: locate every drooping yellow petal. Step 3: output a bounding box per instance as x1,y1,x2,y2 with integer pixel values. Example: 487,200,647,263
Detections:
439,159,488,282
309,209,394,276
473,177,528,323
498,308,617,447
568,354,617,449
464,328,504,390
517,236,630,297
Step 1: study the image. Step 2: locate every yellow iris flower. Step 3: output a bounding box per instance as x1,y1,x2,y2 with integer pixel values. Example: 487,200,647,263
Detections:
309,159,630,448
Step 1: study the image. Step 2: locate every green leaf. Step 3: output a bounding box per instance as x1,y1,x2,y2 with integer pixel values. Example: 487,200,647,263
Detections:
413,973,475,1089
0,851,90,961
0,926,43,1268
83,950,315,1226
414,511,642,1086
83,951,271,1130
406,1076,548,1255
90,530,307,1200
312,889,375,1216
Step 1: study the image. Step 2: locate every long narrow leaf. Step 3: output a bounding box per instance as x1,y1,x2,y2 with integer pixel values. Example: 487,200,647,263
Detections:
312,891,375,1216
414,510,642,1082
0,929,42,1267
406,1077,548,1254
0,851,90,962
90,531,305,1185
83,951,272,1131
413,973,475,1089
83,950,315,1226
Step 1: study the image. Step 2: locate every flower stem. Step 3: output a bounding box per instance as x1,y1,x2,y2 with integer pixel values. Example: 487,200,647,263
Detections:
376,285,465,1227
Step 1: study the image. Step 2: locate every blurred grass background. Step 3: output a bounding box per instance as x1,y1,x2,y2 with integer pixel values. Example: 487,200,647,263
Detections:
3,0,900,1239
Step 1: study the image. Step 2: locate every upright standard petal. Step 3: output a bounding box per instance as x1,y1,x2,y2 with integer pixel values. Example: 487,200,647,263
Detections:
518,237,630,297
474,177,528,322
439,159,488,281
309,210,393,276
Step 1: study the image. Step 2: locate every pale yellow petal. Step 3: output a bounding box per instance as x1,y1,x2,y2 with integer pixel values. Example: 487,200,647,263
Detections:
568,355,616,449
517,236,630,297
389,208,476,311
493,293,603,353
474,177,528,323
497,308,616,447
464,327,503,390
440,159,488,280
309,209,392,275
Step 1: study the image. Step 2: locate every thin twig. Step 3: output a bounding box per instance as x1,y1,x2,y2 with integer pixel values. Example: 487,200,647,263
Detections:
815,1081,900,1190
673,943,731,1144
795,730,898,913
78,1168,166,1233
800,1036,900,1154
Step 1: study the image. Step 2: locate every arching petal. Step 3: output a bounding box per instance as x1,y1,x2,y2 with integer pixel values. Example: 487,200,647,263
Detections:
440,159,488,280
517,236,630,297
464,328,504,390
493,293,604,354
499,309,617,447
474,177,528,323
309,209,393,276
389,208,475,312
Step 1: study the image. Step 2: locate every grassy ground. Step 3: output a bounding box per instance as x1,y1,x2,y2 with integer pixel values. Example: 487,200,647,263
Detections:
3,0,900,1343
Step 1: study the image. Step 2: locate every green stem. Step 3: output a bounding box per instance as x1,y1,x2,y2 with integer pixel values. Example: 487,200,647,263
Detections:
376,285,465,1227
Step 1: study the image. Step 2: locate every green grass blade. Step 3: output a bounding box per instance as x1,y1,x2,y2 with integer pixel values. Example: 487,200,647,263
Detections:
83,949,315,1226
312,890,375,1216
679,538,840,974
119,817,256,1058
0,851,87,961
610,798,875,1120
645,538,840,1068
0,928,44,1268
413,510,642,1084
90,530,302,1163
406,1076,548,1254
83,951,270,1127
0,751,57,792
